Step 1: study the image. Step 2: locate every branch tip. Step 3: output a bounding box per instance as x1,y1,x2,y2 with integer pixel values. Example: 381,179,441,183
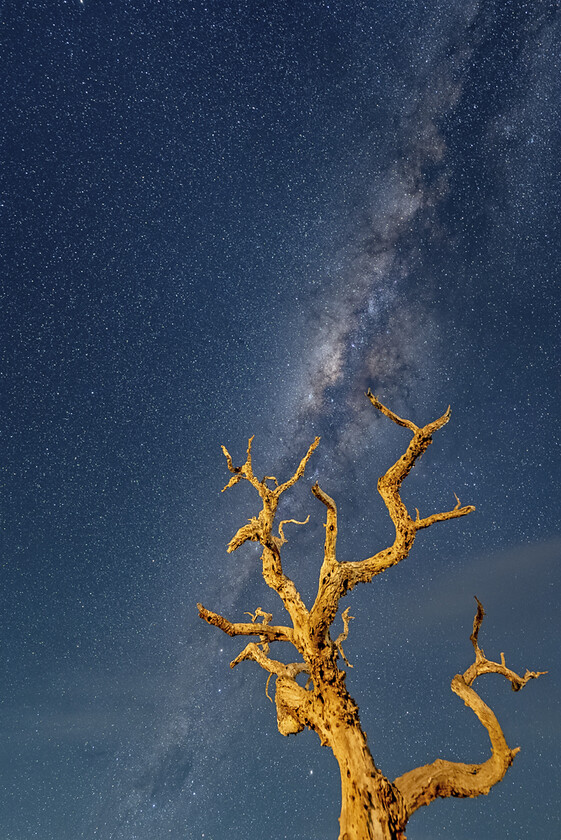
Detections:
470,596,485,652
395,601,545,817
278,515,310,544
365,389,419,431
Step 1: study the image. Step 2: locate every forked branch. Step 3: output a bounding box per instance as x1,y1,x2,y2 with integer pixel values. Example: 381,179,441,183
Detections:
221,436,320,502
463,597,547,690
394,599,546,817
309,393,475,637
218,436,320,628
197,603,294,644
229,641,308,679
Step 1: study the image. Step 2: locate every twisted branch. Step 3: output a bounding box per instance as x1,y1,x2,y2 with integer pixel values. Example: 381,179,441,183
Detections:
309,392,475,638
334,607,354,668
230,641,308,680
218,436,319,628
394,599,546,818
278,515,310,546
197,604,294,644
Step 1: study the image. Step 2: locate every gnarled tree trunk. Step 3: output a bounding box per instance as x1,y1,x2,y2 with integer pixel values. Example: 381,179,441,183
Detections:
275,667,407,839
319,686,406,840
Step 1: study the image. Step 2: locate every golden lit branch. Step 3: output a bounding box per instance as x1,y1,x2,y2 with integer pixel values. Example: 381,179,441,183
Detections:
334,606,354,668
229,641,308,680
216,436,320,631
311,482,338,561
365,390,423,431
278,515,310,545
414,493,475,529
309,482,341,637
197,603,294,644
462,597,547,689
308,394,475,639
341,394,474,590
221,436,255,492
394,600,546,818
277,437,321,495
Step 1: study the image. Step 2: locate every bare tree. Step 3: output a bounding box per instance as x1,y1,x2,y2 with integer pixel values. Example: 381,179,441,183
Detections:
198,392,545,840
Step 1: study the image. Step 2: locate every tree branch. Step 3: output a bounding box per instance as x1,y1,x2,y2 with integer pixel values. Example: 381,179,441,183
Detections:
276,437,321,495
462,597,546,689
229,641,308,680
197,603,294,644
226,644,313,738
334,606,354,668
221,436,256,493
414,493,475,530
394,600,546,818
365,391,422,432
341,393,474,589
217,436,320,634
306,393,475,640
308,482,342,638
311,482,338,562
278,515,310,546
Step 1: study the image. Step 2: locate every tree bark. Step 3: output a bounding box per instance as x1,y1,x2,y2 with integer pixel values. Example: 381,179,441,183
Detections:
274,671,407,840
320,687,406,840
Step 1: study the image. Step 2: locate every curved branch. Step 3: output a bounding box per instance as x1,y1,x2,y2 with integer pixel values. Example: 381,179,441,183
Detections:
309,482,341,638
463,597,546,689
394,601,546,818
197,604,294,644
365,390,421,432
276,437,321,495
226,515,263,553
278,515,310,546
230,641,308,680
334,607,354,668
341,394,474,589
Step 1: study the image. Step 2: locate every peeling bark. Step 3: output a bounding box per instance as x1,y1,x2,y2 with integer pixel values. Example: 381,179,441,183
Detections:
198,393,544,839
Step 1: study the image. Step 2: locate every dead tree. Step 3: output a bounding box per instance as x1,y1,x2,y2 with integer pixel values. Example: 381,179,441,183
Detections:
198,392,545,840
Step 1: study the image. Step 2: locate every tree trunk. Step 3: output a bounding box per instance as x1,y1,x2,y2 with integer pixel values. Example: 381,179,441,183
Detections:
316,683,406,840
336,736,393,839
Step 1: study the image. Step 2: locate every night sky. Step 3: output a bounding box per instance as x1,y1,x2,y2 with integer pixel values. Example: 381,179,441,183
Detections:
2,1,560,839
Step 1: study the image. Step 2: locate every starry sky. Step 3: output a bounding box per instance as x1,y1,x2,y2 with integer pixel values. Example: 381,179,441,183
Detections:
2,1,560,838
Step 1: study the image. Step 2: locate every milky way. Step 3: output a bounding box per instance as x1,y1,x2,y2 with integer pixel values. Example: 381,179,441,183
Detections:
286,4,479,445
171,5,560,839
285,0,559,463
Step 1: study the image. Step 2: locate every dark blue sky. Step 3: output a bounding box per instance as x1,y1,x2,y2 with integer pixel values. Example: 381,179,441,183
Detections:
2,1,560,838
